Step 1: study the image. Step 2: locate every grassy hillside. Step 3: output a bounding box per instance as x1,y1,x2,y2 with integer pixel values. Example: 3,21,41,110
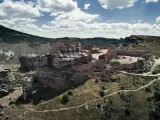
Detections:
4,74,159,120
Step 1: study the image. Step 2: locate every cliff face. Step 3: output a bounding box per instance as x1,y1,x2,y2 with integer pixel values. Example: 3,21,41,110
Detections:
19,41,92,70
23,68,90,104
20,42,92,103
49,42,92,68
19,55,48,71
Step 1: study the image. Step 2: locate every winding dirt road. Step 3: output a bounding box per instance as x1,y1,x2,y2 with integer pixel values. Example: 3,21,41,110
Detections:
119,71,160,77
23,77,160,113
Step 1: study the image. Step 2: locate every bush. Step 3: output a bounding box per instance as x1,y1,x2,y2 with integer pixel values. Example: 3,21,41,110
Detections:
111,78,116,82
99,90,105,97
120,86,125,90
97,104,101,109
154,91,160,101
152,71,158,75
125,109,131,116
146,97,152,102
95,79,99,83
101,86,106,90
61,95,69,104
67,91,73,96
145,87,151,93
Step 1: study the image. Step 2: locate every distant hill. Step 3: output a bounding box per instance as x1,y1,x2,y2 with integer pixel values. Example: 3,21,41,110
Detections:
0,25,124,46
0,25,124,64
0,25,56,43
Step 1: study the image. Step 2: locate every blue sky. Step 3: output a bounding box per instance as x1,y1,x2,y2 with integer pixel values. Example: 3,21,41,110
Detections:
0,0,160,38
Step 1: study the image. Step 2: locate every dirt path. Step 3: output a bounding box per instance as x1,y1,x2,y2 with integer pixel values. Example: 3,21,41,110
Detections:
23,77,160,113
119,71,160,77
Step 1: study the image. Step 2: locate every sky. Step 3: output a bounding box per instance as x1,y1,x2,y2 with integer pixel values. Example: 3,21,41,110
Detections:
0,0,160,38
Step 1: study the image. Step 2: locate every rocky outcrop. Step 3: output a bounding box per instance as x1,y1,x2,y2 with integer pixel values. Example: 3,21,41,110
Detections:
23,68,90,104
19,41,92,70
18,41,93,103
19,54,48,71
0,70,16,98
49,45,92,68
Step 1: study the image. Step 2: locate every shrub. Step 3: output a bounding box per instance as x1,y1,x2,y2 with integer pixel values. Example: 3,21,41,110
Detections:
125,109,131,116
152,71,158,75
67,91,73,96
99,90,105,97
97,104,101,109
120,86,125,90
95,79,99,83
61,95,69,104
101,86,106,90
146,97,152,102
154,91,160,101
145,87,151,93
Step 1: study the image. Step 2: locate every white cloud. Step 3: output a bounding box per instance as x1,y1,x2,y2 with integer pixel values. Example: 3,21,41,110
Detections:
40,14,159,38
0,0,41,18
84,3,90,10
37,0,77,15
0,0,159,38
145,0,158,3
1,17,160,38
98,0,137,9
1,15,159,38
0,18,42,34
156,16,160,24
51,8,99,23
